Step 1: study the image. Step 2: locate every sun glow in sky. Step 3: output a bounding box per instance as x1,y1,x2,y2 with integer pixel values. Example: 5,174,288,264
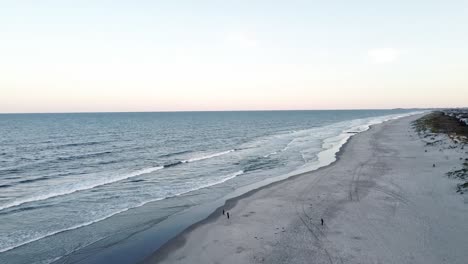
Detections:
1,1,467,113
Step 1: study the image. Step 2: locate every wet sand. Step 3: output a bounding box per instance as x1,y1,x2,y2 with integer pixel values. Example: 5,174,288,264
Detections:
145,114,468,264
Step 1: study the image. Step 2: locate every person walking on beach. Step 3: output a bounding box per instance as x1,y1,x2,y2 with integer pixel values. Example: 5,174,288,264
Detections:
321,218,324,226
222,209,225,215
227,212,230,219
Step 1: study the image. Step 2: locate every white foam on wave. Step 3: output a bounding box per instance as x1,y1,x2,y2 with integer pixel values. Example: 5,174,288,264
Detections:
171,170,245,198
282,139,295,152
0,166,164,212
0,170,245,254
184,149,235,163
263,151,278,158
262,139,296,158
198,170,244,189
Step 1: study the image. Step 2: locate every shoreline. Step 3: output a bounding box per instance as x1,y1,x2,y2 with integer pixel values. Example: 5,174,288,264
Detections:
143,113,424,263
143,121,358,262
144,113,468,264
45,113,422,264
51,119,358,264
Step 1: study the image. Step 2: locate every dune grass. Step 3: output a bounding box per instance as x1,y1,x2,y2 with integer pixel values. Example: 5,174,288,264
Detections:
413,111,468,141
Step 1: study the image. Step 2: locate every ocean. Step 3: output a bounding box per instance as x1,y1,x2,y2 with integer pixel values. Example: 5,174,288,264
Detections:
0,110,421,263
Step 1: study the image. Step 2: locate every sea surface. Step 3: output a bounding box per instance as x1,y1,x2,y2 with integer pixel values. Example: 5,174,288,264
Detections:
0,110,421,263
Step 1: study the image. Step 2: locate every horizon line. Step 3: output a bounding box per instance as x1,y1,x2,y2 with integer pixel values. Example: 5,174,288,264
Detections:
0,107,440,115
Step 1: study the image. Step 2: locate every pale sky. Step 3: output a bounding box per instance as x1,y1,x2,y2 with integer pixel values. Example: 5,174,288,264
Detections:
1,0,467,113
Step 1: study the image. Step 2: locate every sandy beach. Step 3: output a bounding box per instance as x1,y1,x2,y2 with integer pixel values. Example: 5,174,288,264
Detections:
3,2,468,264
145,114,468,264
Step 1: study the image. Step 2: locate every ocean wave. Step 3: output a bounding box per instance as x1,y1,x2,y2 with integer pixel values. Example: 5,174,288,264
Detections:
263,151,278,158
56,141,106,148
163,150,235,168
195,170,244,190
129,179,145,183
185,149,235,162
18,176,51,184
33,140,112,152
0,150,236,211
0,170,244,254
0,204,55,216
0,168,22,176
0,166,164,212
262,138,296,158
158,150,191,158
56,151,113,161
281,139,295,152
163,161,184,168
0,151,114,177
168,170,245,198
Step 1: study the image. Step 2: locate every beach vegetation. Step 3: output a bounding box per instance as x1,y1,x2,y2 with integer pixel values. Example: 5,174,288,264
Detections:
413,111,468,143
414,111,468,194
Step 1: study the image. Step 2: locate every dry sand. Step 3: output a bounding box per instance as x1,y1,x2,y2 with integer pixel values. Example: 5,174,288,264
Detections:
145,114,468,264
